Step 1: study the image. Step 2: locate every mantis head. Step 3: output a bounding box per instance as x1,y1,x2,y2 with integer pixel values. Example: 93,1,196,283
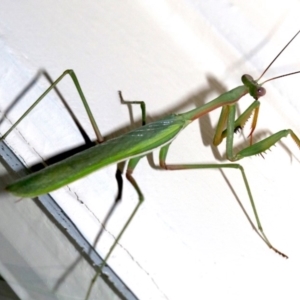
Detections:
241,74,266,100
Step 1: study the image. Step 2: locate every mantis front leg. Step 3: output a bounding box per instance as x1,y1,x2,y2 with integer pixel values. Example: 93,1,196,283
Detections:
222,104,300,161
214,101,261,146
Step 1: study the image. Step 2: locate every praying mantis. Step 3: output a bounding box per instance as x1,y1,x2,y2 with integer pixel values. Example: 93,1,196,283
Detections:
2,30,300,299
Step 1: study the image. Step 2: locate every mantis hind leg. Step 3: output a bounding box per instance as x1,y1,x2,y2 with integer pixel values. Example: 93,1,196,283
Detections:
118,90,146,125
115,91,147,201
159,143,288,258
86,155,145,300
1,70,104,142
86,93,147,299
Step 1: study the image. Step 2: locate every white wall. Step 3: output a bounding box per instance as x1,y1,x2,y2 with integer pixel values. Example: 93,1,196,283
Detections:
1,1,300,299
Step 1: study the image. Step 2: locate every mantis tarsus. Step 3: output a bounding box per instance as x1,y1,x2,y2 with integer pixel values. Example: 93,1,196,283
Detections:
2,30,300,299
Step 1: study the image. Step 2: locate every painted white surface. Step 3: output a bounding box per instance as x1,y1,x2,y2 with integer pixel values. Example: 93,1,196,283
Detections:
1,1,300,299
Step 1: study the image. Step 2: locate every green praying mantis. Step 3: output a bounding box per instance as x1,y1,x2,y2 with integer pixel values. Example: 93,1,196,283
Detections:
2,30,300,299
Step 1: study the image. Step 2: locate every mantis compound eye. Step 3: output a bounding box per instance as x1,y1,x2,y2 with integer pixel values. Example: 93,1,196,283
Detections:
257,87,266,98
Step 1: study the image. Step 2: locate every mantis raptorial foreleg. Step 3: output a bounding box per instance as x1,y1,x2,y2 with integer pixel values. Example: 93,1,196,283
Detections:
215,101,261,145
214,98,300,161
